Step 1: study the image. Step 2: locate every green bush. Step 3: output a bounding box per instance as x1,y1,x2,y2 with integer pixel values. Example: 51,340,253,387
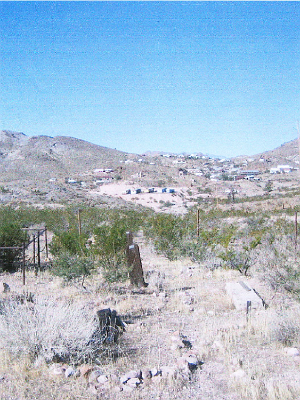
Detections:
50,230,89,256
0,222,28,272
146,213,186,260
92,218,129,283
51,252,95,285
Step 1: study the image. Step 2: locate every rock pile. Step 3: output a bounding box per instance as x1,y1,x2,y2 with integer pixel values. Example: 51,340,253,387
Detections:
47,331,202,394
49,352,202,394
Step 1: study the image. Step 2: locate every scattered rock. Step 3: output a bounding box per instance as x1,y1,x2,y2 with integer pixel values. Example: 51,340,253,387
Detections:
187,355,199,371
112,385,123,393
120,370,142,384
169,331,193,351
49,364,65,375
182,338,193,349
142,369,152,380
65,366,76,378
231,369,246,379
126,377,141,388
78,364,93,379
97,374,109,384
122,384,134,393
3,283,10,293
150,368,161,377
89,369,104,383
285,347,300,356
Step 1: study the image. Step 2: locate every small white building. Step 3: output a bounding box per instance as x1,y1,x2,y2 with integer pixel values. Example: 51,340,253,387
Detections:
277,165,293,173
270,165,293,174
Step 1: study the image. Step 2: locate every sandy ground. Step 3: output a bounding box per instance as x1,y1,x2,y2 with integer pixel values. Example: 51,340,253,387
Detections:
87,182,197,213
86,178,300,215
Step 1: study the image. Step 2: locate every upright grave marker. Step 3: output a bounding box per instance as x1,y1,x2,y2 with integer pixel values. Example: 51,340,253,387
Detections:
126,231,148,288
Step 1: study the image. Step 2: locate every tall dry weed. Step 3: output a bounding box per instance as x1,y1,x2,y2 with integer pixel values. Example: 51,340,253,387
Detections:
0,296,100,364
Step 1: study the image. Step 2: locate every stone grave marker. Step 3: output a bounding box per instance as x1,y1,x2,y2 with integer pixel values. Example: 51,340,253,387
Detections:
126,231,148,288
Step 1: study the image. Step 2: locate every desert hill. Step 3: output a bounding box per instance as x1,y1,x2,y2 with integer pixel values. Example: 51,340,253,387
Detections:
255,138,299,164
0,130,128,181
0,130,299,211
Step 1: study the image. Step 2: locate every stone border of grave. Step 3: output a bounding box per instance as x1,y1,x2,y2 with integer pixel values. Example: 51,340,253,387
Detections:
48,331,203,395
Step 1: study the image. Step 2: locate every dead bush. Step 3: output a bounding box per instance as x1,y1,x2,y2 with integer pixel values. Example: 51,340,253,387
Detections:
0,296,102,364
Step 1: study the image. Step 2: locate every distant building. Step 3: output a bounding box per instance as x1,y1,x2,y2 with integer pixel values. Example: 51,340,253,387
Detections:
277,165,293,173
270,168,280,174
240,170,260,176
270,165,293,174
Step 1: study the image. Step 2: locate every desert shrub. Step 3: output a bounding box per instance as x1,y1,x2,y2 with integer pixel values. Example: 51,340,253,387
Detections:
264,180,273,193
257,234,300,296
272,317,300,346
92,217,130,283
269,307,300,347
0,297,102,364
50,229,89,256
51,253,95,285
146,213,187,260
0,222,28,272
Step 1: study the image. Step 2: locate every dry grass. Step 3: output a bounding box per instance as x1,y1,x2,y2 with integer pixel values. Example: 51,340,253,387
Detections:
1,236,300,400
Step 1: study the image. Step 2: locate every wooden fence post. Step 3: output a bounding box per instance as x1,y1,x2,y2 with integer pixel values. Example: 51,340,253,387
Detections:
78,209,82,236
22,243,26,285
295,211,298,248
33,234,37,276
45,226,49,258
37,230,41,272
197,209,200,238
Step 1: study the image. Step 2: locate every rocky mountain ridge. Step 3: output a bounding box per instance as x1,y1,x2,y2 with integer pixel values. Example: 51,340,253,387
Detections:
0,130,299,210
0,130,128,180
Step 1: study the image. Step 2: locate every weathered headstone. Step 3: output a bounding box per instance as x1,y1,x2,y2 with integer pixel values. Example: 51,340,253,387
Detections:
96,308,125,344
226,281,264,311
126,232,148,288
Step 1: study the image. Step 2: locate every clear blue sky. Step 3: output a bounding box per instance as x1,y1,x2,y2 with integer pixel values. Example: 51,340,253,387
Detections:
0,1,299,157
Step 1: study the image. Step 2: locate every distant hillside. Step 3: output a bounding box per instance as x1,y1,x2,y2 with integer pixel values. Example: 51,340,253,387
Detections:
1,130,299,208
0,130,129,182
255,138,299,165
